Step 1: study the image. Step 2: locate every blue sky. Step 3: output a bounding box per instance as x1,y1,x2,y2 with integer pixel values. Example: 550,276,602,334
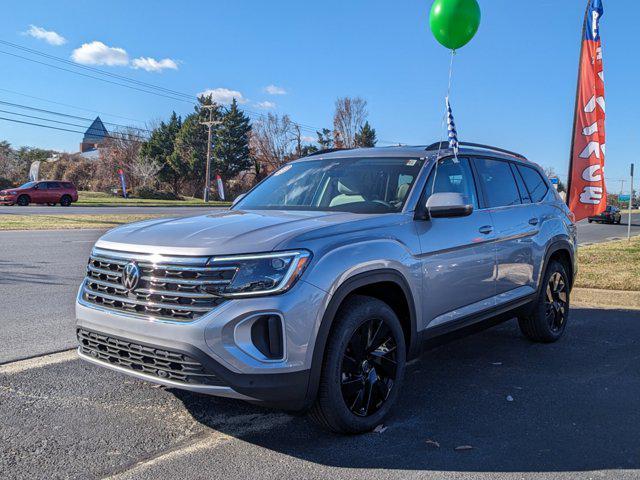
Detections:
0,0,636,188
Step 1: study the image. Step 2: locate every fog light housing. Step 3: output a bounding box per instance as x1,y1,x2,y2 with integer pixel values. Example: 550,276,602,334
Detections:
250,314,284,360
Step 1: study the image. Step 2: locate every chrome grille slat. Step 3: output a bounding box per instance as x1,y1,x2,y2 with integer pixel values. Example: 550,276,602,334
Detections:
84,286,213,312
82,249,230,322
141,276,231,286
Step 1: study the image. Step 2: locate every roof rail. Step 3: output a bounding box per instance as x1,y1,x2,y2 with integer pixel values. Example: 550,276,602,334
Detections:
425,142,527,161
306,147,354,157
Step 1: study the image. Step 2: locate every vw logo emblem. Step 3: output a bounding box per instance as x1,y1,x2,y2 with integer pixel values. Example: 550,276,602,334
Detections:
122,262,140,291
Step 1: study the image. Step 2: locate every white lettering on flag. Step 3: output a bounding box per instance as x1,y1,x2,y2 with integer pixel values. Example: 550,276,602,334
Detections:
579,141,601,159
579,186,603,205
581,164,603,182
582,122,598,136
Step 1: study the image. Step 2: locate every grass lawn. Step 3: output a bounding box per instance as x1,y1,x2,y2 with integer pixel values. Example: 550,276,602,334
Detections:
0,214,163,230
575,236,640,291
75,191,230,207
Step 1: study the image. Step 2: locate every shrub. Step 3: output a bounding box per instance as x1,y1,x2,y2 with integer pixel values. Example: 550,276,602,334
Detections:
0,177,14,189
134,186,179,200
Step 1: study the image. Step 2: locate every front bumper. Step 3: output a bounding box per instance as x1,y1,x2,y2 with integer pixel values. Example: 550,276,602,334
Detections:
76,279,329,410
0,196,16,205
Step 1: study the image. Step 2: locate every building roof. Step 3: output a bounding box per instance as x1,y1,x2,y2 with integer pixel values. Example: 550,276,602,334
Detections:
83,117,109,143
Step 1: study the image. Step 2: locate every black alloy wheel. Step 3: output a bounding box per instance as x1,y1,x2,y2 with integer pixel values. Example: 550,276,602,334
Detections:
518,260,570,343
60,195,72,207
545,271,567,333
17,195,29,206
309,295,406,433
340,318,398,417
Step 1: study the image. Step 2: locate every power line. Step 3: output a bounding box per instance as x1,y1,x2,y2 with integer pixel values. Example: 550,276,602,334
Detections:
0,108,149,141
0,87,146,124
0,99,151,134
0,40,403,144
0,115,144,144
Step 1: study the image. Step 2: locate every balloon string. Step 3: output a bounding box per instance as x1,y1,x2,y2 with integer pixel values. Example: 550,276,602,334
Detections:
431,49,457,198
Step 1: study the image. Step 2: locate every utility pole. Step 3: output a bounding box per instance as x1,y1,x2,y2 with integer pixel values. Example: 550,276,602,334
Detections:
201,104,221,202
628,163,635,242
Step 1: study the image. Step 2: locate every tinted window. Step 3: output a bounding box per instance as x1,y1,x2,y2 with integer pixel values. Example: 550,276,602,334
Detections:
62,182,74,189
47,182,61,189
37,182,48,190
517,165,549,203
511,164,531,204
423,157,478,208
474,158,521,208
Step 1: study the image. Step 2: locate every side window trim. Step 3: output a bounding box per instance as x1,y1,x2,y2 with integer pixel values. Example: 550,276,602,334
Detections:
509,162,531,204
516,164,550,204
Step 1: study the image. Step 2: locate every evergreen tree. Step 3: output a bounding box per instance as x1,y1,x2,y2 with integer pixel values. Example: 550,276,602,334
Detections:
354,121,377,148
213,99,252,184
316,128,334,150
140,112,182,194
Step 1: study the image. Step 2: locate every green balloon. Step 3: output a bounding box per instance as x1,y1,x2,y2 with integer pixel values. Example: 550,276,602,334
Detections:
429,0,481,50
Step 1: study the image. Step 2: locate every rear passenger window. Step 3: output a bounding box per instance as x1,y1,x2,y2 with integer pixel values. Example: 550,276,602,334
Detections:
62,182,73,189
474,158,522,208
517,165,549,203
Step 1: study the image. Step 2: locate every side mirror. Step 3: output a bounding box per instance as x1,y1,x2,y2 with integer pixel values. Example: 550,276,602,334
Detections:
426,192,473,218
33,184,39,190
231,193,246,207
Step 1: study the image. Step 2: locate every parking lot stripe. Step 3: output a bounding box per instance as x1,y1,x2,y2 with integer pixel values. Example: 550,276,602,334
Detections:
103,413,292,480
0,348,77,375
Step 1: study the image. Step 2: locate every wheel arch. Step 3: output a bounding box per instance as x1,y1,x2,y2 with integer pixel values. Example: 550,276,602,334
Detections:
303,269,418,410
540,239,576,292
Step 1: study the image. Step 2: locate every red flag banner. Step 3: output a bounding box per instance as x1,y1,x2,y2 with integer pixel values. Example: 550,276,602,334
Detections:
567,0,606,221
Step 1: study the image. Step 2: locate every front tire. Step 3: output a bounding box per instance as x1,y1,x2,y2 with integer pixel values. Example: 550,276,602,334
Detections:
17,195,29,206
518,260,570,343
309,295,406,434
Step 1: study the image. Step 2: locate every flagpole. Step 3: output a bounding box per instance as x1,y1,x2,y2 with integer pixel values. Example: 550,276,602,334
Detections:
566,0,591,207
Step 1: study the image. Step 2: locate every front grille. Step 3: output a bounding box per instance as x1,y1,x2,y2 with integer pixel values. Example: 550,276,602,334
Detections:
81,248,233,322
77,329,224,386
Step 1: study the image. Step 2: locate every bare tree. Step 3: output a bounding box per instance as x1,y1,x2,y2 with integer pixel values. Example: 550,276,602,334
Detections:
250,113,298,178
96,128,144,191
131,157,162,188
333,97,368,149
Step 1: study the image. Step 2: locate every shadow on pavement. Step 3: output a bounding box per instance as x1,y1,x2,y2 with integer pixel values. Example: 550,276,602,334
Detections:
175,307,640,473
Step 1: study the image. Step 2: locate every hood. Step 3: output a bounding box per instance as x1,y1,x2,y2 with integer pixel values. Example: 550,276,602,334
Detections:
95,209,370,256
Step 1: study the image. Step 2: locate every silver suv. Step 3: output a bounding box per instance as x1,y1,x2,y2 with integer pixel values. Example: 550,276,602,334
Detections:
76,143,577,433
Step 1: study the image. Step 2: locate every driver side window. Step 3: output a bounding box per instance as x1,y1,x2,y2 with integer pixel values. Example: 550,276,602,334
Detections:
423,157,478,209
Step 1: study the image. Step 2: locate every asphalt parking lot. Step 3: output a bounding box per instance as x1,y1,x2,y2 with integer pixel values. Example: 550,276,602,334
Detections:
2,308,639,480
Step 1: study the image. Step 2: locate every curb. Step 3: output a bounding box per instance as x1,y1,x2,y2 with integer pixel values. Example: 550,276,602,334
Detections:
572,287,640,310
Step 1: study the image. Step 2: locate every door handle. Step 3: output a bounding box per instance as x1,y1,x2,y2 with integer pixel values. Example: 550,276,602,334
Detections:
529,217,539,226
478,225,493,235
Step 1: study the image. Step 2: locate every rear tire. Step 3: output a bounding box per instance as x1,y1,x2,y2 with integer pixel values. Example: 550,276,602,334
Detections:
309,295,406,434
518,260,570,343
17,195,29,206
588,219,592,223
60,195,72,207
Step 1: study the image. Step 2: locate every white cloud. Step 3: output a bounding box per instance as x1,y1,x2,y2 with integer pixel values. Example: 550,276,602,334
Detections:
131,57,178,72
301,135,316,143
264,84,287,95
24,25,66,46
71,41,129,66
255,101,276,109
198,87,247,104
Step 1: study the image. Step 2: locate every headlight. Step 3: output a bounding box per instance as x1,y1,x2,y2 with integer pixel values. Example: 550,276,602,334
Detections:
205,250,312,298
8,191,17,195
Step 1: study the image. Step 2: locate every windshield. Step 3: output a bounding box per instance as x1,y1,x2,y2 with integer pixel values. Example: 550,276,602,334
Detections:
18,181,36,189
235,157,425,214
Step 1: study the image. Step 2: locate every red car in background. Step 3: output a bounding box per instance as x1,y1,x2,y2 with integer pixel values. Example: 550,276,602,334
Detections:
0,181,78,206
